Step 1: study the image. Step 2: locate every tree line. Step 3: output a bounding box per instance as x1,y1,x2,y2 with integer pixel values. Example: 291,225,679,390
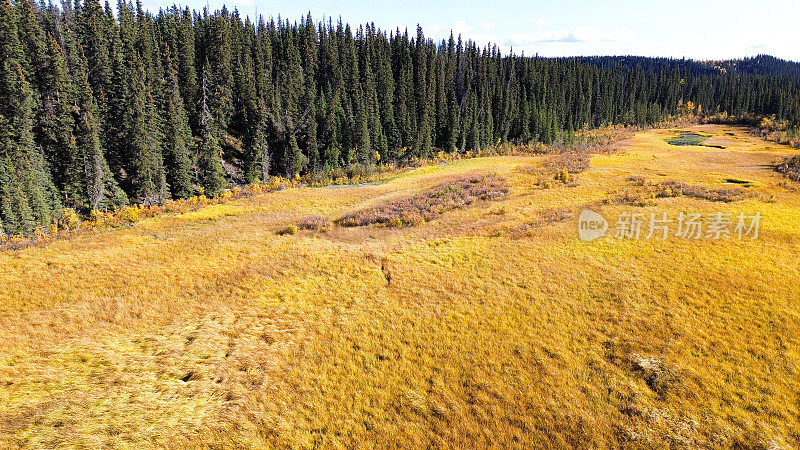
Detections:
2,0,800,236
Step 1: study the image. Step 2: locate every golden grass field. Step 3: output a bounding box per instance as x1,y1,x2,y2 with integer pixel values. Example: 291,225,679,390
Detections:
1,125,799,448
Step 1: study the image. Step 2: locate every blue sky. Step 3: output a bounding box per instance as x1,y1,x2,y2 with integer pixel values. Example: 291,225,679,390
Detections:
141,0,800,61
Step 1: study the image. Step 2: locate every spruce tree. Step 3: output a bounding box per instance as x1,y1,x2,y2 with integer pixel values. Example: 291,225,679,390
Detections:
412,26,430,158
161,44,195,198
75,0,113,112
124,51,167,203
300,14,319,171
0,0,60,235
320,92,343,169
39,34,81,204
285,134,306,178
206,9,234,129
373,32,399,158
393,35,414,154
15,0,49,93
273,23,307,176
245,107,270,183
1,5,800,233
197,67,227,195
73,41,127,210
176,7,198,129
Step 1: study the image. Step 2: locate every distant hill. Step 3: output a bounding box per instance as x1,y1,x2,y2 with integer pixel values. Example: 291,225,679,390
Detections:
566,56,719,76
712,55,800,77
563,55,800,78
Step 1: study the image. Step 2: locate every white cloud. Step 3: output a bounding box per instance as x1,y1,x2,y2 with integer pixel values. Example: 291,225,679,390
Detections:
423,20,502,48
507,26,635,47
419,21,636,56
425,20,509,48
480,21,496,31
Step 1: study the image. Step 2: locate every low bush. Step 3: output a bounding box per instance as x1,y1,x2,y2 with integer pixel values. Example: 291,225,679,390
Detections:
656,180,749,202
337,174,509,227
614,190,657,207
615,178,751,205
296,215,332,231
519,148,592,189
276,224,299,235
776,155,800,181
626,175,647,186
497,209,573,238
544,150,591,174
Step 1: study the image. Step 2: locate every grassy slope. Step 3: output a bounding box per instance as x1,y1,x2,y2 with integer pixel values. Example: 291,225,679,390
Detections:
1,125,799,448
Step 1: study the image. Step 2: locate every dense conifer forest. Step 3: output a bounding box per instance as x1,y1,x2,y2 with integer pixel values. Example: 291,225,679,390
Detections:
1,0,800,236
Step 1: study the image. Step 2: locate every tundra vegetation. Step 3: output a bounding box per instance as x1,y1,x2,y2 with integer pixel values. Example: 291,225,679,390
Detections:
1,125,799,447
2,0,800,447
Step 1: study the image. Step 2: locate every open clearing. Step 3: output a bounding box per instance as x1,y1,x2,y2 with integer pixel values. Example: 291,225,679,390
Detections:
1,125,799,447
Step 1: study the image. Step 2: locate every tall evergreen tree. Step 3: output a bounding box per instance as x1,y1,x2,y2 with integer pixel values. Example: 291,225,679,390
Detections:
0,0,60,235
39,34,81,204
197,67,226,195
299,15,319,171
176,7,198,127
123,51,167,203
2,4,800,233
161,44,195,198
205,8,234,129
75,0,112,111
73,41,127,210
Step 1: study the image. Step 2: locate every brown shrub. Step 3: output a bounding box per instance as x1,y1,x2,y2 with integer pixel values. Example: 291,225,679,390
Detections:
776,155,800,181
615,178,751,205
656,180,750,202
296,215,332,231
544,150,591,174
519,150,589,189
499,209,573,239
337,174,509,227
626,175,647,186
614,190,657,207
276,224,299,235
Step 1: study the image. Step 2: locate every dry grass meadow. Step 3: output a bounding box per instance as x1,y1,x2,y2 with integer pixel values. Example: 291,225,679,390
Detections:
1,125,799,448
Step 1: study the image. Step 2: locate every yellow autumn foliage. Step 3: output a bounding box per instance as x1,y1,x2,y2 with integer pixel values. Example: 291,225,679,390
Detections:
1,125,799,447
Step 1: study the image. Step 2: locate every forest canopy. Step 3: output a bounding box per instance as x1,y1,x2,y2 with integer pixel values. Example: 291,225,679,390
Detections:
1,0,799,236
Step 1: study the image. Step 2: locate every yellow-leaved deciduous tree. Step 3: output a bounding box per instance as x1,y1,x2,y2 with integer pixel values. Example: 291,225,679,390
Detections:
61,208,80,230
